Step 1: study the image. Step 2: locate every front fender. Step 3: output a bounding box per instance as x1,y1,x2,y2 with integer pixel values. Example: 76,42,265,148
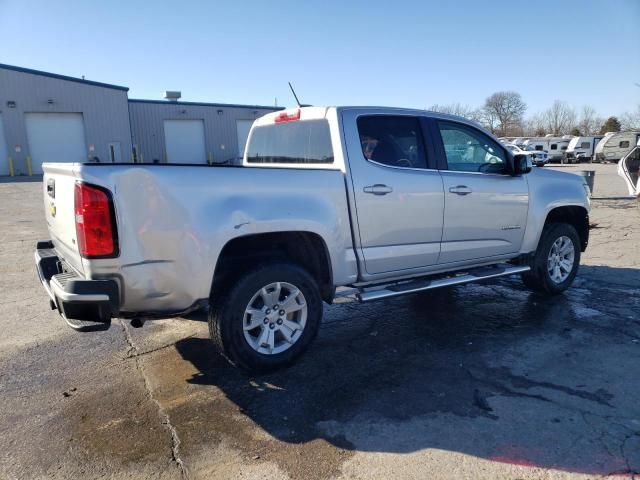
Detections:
520,168,590,253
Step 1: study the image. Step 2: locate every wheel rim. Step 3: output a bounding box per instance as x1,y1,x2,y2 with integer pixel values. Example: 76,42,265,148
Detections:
547,235,575,284
243,282,307,355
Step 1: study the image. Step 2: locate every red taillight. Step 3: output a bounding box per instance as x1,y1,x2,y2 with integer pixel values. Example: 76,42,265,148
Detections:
274,109,301,123
74,182,118,258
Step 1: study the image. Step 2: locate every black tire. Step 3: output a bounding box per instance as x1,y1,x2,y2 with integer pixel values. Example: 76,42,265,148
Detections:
209,262,322,372
521,222,581,295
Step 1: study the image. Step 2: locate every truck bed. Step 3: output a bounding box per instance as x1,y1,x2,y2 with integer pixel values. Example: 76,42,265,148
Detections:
42,162,358,314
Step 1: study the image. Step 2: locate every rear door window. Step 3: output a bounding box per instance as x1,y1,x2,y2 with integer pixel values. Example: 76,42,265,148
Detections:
356,115,427,169
246,119,334,164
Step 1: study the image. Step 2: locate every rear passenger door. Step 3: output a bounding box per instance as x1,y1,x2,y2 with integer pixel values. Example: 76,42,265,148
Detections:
432,119,529,264
342,111,444,278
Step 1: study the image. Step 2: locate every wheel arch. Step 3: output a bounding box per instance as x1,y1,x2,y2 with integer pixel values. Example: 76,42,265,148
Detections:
211,231,334,303
542,205,589,251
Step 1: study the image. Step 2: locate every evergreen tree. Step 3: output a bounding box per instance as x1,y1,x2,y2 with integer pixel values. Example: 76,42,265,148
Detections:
599,117,622,134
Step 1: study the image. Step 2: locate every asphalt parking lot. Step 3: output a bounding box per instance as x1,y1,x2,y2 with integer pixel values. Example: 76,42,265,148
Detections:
1,164,639,480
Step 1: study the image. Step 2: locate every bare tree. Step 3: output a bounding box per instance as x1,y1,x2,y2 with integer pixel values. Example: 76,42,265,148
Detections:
620,104,640,130
428,103,483,123
477,108,500,134
523,113,547,136
577,105,602,135
483,91,527,137
542,100,576,135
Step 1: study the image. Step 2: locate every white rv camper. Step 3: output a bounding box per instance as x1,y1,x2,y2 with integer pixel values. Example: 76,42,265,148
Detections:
594,131,640,163
522,137,571,162
564,136,605,163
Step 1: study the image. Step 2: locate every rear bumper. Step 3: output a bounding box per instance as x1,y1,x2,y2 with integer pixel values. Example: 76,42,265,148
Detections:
35,241,119,331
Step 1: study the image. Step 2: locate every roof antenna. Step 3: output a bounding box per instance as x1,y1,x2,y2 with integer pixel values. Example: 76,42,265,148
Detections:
288,82,302,107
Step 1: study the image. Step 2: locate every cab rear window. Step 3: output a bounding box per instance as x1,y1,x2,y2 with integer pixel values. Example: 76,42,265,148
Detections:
246,120,334,164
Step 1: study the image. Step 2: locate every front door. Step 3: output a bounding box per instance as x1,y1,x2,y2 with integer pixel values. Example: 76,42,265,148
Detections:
433,119,529,265
342,111,444,277
619,146,640,196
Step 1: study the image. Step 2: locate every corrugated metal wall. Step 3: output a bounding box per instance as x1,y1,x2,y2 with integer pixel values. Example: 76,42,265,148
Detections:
128,100,281,165
0,67,132,174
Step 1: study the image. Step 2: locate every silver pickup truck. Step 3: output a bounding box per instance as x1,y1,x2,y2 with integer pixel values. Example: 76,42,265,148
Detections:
36,106,591,371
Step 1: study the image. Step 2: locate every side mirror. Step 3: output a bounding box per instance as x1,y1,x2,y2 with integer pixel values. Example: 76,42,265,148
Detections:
513,154,533,175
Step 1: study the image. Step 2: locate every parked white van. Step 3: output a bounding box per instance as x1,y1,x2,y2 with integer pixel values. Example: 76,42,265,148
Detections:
511,137,530,147
523,137,571,163
564,136,604,163
594,131,640,163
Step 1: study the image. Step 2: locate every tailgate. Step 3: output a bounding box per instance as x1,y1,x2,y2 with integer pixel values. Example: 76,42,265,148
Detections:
42,163,85,275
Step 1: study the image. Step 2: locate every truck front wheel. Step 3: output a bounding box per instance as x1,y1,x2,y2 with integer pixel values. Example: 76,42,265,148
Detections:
209,263,322,372
521,223,581,295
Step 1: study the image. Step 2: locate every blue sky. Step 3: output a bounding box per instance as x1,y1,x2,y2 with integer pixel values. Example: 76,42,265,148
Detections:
1,0,638,117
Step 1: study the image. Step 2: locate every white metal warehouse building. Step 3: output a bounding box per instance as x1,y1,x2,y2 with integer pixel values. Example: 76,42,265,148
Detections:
0,63,281,175
128,99,275,165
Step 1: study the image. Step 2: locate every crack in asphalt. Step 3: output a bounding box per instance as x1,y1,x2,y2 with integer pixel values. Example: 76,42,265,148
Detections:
123,335,196,360
466,367,614,409
468,366,640,476
119,320,190,479
580,411,633,473
618,432,640,479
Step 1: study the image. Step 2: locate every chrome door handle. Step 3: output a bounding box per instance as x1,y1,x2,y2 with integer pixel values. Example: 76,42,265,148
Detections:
449,185,472,195
363,184,393,195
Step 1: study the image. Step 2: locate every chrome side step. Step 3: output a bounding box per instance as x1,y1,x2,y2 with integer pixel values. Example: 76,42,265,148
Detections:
356,264,531,302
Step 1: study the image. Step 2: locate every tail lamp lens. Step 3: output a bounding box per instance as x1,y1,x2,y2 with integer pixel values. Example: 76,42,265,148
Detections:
74,183,118,258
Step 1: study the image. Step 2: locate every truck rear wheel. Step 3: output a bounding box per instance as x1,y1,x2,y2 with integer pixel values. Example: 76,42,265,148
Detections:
521,223,581,295
209,262,322,372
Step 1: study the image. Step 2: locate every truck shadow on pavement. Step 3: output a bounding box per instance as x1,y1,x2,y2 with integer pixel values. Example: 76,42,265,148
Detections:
174,266,640,476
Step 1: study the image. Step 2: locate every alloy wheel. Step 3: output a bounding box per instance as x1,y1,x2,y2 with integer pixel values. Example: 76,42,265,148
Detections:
547,235,575,284
242,282,307,355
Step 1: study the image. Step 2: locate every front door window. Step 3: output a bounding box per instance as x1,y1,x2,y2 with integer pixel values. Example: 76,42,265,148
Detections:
437,121,507,174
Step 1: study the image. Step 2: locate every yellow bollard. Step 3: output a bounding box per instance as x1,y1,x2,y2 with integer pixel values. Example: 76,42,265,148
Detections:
26,156,33,176
140,153,144,164
8,156,14,177
208,152,213,165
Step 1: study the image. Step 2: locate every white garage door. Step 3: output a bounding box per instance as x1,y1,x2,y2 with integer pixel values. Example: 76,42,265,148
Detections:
164,119,206,164
25,113,87,174
0,114,8,176
236,119,254,158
